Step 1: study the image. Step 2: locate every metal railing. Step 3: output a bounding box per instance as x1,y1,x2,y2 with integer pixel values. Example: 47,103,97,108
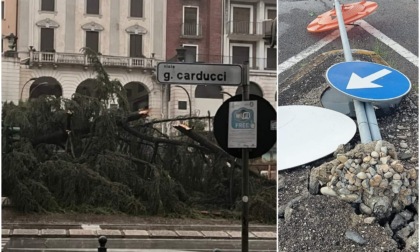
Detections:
227,21,264,35
181,23,203,37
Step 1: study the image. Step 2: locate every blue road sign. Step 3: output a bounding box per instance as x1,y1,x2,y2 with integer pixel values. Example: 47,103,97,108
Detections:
326,61,411,102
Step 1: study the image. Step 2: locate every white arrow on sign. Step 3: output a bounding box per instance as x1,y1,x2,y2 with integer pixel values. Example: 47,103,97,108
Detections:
346,69,392,89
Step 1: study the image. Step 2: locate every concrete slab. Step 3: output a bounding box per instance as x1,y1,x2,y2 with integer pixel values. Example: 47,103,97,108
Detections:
97,229,122,237
40,229,67,237
68,229,96,237
251,231,276,239
226,231,255,239
2,229,10,237
175,230,203,238
149,230,178,238
201,231,230,238
13,229,39,236
123,229,149,237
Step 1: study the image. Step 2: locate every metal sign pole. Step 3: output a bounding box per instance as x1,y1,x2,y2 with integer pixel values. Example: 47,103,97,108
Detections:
241,62,250,252
334,0,378,143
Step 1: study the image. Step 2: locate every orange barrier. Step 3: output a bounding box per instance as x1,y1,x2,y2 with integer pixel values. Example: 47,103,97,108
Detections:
307,0,378,33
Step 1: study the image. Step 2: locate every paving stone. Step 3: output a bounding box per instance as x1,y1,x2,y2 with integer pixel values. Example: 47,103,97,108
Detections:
201,231,230,238
149,230,178,237
69,229,96,237
175,230,203,238
41,229,67,236
97,229,122,237
123,230,149,237
2,229,10,236
13,229,39,236
226,231,255,238
251,231,276,239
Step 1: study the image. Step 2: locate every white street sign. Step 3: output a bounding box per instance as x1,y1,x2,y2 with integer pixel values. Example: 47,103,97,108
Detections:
228,101,257,148
346,69,391,89
157,63,242,85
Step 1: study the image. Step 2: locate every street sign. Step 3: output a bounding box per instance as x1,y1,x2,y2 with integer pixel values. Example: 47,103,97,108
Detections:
307,1,378,33
228,100,257,148
277,105,356,170
157,62,243,85
213,94,276,159
326,61,411,102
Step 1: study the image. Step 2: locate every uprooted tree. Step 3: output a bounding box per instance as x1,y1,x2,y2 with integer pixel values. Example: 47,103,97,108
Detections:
2,48,276,223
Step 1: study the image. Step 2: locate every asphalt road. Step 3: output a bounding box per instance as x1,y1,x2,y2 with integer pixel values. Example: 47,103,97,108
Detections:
278,0,418,85
3,237,276,252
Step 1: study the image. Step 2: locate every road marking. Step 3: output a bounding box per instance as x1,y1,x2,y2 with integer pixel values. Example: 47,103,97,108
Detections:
278,26,354,74
357,20,419,67
278,21,418,74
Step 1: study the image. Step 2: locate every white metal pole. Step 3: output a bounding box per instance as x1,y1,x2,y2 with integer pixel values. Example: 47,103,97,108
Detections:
334,0,373,143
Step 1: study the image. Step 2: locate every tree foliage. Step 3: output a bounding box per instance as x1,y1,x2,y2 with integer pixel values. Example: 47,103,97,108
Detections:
2,48,276,223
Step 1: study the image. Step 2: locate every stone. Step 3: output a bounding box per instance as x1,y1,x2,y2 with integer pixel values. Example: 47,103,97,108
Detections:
371,151,379,158
390,214,406,231
321,186,337,196
391,180,403,194
338,188,351,195
400,210,414,221
278,174,286,190
379,179,389,189
360,203,372,215
364,217,376,224
396,226,413,241
368,167,376,176
347,185,358,191
379,156,389,165
364,196,391,219
400,142,408,149
345,230,366,245
355,178,362,187
407,169,417,180
337,155,348,164
399,152,413,160
384,172,393,179
380,146,388,155
362,179,369,189
405,229,419,251
374,141,383,153
340,194,359,203
363,155,371,163
392,163,404,173
370,174,382,187
379,164,390,173
393,173,401,180
356,172,367,180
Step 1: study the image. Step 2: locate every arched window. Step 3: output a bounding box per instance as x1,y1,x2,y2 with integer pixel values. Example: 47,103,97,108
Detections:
235,82,263,97
29,77,62,98
76,78,101,98
124,82,149,111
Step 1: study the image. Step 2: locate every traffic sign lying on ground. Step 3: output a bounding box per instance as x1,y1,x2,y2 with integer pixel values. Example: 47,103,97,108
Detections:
326,61,411,102
277,105,356,170
157,63,243,85
307,0,378,33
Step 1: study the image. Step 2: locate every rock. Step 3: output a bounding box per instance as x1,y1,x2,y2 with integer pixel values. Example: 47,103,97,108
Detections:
320,187,337,197
400,142,408,149
399,151,413,160
360,203,372,215
375,141,383,153
390,213,406,231
364,217,376,224
371,151,379,158
379,156,389,165
368,167,376,176
362,179,369,189
337,155,348,164
380,146,388,155
405,229,419,252
340,194,359,203
347,185,358,191
356,172,367,180
369,174,382,187
345,230,366,245
379,164,390,173
391,180,402,194
391,162,404,173
364,196,391,219
384,172,393,179
396,225,414,241
338,188,351,195
363,156,371,163
279,174,286,190
379,179,388,189
393,173,401,180
407,169,417,180
284,196,304,223
400,210,414,221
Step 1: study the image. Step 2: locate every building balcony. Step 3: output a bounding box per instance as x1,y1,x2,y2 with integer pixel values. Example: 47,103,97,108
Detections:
222,56,276,71
181,23,203,38
26,51,162,70
226,21,265,41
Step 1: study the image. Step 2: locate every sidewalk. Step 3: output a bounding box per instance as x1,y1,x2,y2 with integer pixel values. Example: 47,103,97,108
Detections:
2,198,276,240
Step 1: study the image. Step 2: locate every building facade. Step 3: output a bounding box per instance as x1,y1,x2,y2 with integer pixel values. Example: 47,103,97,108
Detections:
3,0,166,118
165,0,277,122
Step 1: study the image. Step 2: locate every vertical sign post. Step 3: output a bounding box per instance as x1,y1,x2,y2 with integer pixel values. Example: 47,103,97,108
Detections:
241,62,250,252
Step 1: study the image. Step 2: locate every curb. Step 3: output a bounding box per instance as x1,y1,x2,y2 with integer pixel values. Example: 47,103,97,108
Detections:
1,228,277,240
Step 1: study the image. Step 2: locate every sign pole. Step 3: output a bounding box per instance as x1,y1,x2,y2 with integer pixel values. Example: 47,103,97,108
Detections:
241,62,250,252
334,0,377,143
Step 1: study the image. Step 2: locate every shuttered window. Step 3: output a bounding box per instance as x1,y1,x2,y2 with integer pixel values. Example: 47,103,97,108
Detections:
130,34,143,57
266,47,276,70
41,0,54,11
40,28,54,52
130,0,143,18
87,0,99,15
86,31,99,53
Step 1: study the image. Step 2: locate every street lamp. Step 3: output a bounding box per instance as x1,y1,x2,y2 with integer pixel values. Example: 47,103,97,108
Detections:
20,78,39,100
220,91,233,98
174,85,192,120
